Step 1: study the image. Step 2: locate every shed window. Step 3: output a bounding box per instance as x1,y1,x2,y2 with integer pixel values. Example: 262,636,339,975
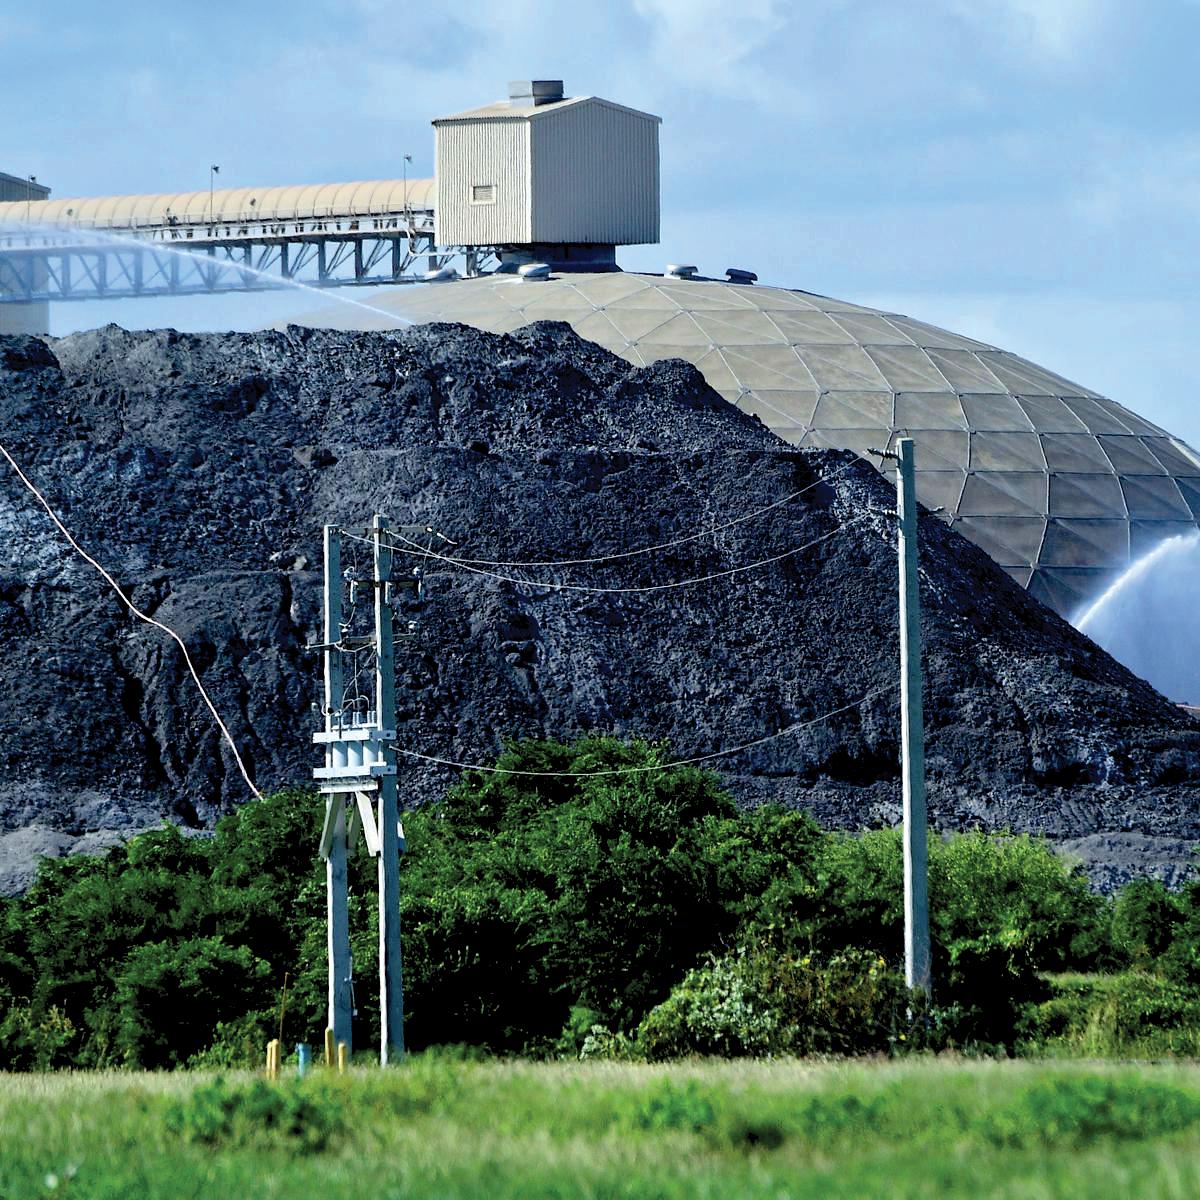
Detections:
470,184,497,204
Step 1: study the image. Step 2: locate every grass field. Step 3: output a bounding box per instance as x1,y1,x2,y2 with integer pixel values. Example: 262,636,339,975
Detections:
5,1058,1200,1199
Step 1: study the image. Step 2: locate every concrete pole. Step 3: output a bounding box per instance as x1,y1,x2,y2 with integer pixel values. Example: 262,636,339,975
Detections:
897,438,932,996
323,526,353,1053
373,514,405,1063
326,803,353,1053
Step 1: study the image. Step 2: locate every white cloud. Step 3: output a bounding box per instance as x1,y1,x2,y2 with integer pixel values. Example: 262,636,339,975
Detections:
631,0,790,76
1074,135,1200,228
943,0,1112,63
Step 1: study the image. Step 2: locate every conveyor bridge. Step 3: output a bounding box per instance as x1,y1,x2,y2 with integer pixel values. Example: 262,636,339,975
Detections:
0,177,489,303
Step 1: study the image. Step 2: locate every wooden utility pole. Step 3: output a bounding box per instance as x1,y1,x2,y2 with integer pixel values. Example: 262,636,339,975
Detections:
896,438,931,996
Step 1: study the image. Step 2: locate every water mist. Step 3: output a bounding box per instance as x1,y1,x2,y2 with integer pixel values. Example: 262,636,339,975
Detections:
1074,532,1200,704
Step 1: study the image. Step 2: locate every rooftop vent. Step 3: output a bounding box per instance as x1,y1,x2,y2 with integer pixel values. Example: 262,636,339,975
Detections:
725,268,758,285
508,79,565,106
518,262,552,281
665,263,698,279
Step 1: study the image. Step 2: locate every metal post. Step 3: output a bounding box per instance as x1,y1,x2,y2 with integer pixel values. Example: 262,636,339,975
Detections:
322,526,353,1053
373,514,405,1062
897,438,931,996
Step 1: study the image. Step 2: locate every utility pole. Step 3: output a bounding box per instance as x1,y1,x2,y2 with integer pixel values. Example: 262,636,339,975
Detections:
373,513,405,1063
209,164,220,228
896,438,931,996
402,154,413,230
313,517,425,1064
320,525,353,1056
869,439,931,998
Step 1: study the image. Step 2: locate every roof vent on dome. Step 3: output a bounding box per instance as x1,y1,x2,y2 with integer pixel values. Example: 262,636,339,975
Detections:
518,262,552,281
665,264,698,279
508,80,564,106
725,268,758,284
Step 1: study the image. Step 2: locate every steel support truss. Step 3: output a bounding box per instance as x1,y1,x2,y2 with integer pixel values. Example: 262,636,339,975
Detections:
0,229,495,304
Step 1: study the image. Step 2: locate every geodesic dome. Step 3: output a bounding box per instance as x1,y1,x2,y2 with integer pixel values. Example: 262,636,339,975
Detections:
298,271,1200,617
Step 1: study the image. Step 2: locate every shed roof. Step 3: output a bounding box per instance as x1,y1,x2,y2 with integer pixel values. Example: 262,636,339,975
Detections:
434,95,660,124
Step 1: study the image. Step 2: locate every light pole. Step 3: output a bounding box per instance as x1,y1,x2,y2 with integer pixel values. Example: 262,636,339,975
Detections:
209,164,220,227
402,154,413,227
26,175,37,224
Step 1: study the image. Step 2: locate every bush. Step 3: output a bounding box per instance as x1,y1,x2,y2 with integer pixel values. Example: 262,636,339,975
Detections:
0,1002,75,1070
1020,971,1200,1057
187,1012,277,1069
165,1076,345,1152
4,738,1197,1069
629,1079,717,1134
638,945,911,1060
1111,879,1182,967
979,1074,1200,1147
399,737,757,1052
113,937,273,1068
929,832,1104,1046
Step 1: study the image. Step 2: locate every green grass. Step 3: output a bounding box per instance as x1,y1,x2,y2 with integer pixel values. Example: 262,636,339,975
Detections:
6,1059,1200,1198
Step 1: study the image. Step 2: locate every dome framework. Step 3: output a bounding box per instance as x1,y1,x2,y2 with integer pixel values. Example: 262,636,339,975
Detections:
305,271,1200,617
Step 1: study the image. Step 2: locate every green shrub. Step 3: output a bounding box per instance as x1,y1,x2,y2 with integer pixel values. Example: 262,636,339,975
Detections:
629,1079,717,1134
1111,879,1182,966
979,1074,1200,1147
0,1002,75,1070
638,945,911,1060
399,737,757,1052
113,937,273,1068
165,1076,345,1152
578,1023,638,1061
187,1012,277,1069
1020,971,1200,1057
930,832,1105,1046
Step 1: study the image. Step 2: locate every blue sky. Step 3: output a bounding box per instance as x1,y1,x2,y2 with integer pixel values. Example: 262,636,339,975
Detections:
6,0,1200,444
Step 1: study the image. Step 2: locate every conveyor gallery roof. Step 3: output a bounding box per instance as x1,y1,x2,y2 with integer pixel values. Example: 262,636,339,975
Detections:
0,179,436,230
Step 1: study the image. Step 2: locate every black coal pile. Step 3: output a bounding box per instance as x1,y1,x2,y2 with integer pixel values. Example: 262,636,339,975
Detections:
1,321,1198,894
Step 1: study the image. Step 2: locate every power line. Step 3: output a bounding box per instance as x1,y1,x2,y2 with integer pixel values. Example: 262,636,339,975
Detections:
360,516,866,596
430,464,854,569
0,440,264,801
392,686,895,778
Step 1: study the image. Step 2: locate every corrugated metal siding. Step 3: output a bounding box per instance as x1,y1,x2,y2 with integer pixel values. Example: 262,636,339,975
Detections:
0,173,50,203
434,120,530,245
530,101,659,245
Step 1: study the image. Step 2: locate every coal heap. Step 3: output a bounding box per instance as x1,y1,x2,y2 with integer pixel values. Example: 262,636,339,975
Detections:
1,322,1198,894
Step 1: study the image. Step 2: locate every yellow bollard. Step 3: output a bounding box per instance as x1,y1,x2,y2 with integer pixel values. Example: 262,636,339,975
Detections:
265,1038,281,1080
324,1027,335,1068
337,1042,347,1074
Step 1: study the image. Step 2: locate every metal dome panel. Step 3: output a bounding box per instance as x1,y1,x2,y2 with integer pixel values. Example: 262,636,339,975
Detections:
296,270,1200,618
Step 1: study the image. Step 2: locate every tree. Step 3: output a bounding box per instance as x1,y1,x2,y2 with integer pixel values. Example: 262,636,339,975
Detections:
112,937,272,1068
399,736,752,1051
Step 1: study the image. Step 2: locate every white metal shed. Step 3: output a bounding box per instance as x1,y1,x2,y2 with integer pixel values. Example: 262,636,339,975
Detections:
433,82,660,251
